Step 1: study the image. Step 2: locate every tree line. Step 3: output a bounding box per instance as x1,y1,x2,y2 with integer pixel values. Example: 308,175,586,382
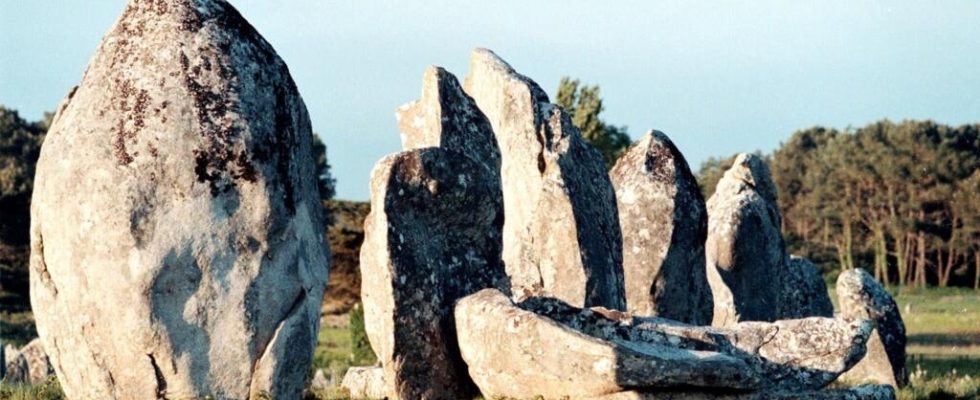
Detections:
698,121,980,289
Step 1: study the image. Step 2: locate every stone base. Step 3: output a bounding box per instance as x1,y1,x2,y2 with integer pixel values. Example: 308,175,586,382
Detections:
341,366,387,399
592,384,895,400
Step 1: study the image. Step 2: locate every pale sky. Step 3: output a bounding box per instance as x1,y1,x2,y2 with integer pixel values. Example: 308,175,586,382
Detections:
2,1,978,200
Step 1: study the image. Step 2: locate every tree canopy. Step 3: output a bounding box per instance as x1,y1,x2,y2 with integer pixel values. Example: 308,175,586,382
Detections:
555,77,631,168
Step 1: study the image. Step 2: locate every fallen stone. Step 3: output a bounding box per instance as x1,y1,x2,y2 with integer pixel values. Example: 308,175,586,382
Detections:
777,256,834,319
463,48,625,309
456,289,872,399
341,366,387,400
592,384,895,400
29,1,328,398
705,153,787,327
836,269,908,388
610,130,711,324
360,147,505,399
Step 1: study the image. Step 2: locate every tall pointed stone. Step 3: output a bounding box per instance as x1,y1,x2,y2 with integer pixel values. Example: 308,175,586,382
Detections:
463,48,625,309
836,269,908,388
358,66,506,399
610,130,712,323
29,1,328,398
705,153,786,326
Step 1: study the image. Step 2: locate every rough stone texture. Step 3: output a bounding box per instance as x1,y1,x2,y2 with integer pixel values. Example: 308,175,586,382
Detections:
28,1,328,398
836,269,908,388
777,256,834,319
360,147,505,399
396,65,500,181
2,345,28,385
456,289,872,399
17,339,54,385
592,384,896,400
463,48,625,309
610,130,711,324
341,366,387,400
705,153,787,327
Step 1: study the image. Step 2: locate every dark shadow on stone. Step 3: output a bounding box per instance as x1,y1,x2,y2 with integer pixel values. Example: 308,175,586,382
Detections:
150,248,211,393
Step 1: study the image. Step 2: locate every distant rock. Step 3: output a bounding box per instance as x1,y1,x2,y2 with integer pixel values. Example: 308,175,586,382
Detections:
778,256,834,319
610,130,712,324
18,339,54,385
705,153,787,326
29,1,328,398
341,366,387,400
309,369,329,391
464,48,625,309
837,269,908,388
455,288,873,399
2,345,28,385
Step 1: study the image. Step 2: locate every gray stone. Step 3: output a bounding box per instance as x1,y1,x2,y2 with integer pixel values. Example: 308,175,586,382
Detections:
341,366,387,400
705,153,787,326
778,256,834,319
309,369,329,391
836,269,908,388
455,289,872,399
463,48,625,309
29,1,328,398
359,147,505,399
610,130,711,324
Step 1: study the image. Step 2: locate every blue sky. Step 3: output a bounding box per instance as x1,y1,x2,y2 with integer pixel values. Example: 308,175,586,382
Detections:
2,1,978,200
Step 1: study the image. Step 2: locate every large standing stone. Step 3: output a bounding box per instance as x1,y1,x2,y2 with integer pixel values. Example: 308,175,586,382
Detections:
836,269,908,388
610,130,711,323
463,48,625,309
360,148,505,399
705,153,786,326
455,288,873,399
593,384,895,400
777,256,834,319
29,1,328,398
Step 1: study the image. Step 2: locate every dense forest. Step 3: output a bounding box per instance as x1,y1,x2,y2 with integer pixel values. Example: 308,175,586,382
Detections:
1,103,979,316
698,120,980,289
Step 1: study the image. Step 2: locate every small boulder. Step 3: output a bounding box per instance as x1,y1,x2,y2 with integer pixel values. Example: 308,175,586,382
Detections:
17,339,54,385
463,48,625,309
777,256,834,319
836,269,908,388
705,153,787,326
610,130,712,324
2,346,28,385
341,366,387,400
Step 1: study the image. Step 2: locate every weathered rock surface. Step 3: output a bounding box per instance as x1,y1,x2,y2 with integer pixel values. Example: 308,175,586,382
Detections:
2,345,28,385
341,366,387,400
593,384,895,400
456,289,872,399
777,256,834,319
463,48,625,309
836,269,908,388
29,1,328,398
705,153,787,326
396,65,500,180
360,146,505,399
15,339,54,385
610,130,711,323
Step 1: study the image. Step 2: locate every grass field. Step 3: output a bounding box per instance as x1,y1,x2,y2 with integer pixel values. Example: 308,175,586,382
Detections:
3,288,979,399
